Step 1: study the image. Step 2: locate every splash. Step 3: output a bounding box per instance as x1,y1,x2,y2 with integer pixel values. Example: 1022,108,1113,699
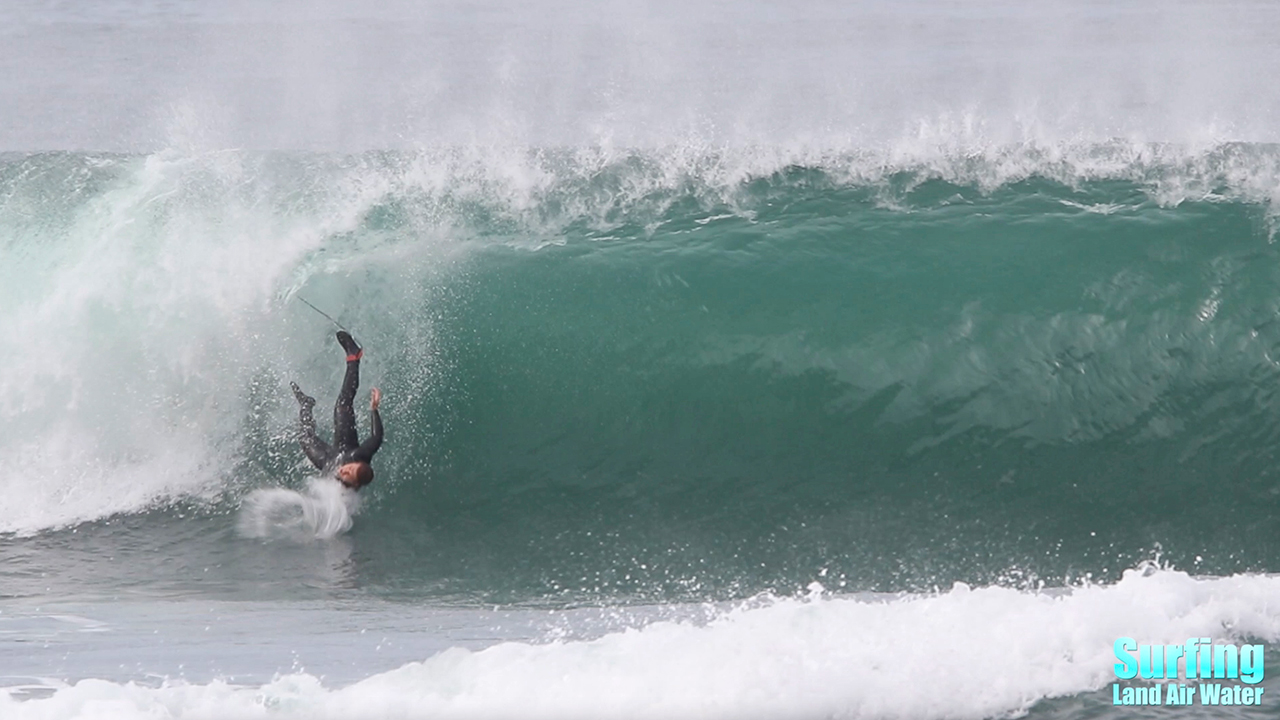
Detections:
237,477,360,541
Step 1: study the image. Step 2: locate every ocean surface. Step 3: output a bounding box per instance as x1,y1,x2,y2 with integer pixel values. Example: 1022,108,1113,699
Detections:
4,1,1280,718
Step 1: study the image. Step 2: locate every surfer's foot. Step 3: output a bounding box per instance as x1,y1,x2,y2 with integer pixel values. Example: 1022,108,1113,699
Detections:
337,331,362,362
291,382,316,408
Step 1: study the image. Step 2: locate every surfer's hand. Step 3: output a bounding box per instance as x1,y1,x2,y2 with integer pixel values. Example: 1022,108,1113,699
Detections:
370,387,381,411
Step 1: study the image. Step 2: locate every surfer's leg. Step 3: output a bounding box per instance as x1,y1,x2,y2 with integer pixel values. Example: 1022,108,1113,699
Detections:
333,332,362,451
292,382,331,469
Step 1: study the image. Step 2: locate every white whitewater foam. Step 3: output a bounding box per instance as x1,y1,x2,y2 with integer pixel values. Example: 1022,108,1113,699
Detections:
0,149,449,535
237,477,360,540
2,568,1277,720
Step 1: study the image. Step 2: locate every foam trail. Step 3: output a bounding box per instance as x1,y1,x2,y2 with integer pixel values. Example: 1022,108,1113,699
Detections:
237,477,359,540
3,569,1277,720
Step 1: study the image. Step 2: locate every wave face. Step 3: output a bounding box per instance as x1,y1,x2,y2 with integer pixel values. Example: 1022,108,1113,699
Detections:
4,145,1280,603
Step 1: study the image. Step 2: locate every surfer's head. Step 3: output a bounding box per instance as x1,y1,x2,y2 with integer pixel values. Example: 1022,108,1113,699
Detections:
337,462,374,489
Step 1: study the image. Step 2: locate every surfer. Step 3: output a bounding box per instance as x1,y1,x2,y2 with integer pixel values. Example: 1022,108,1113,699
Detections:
290,331,383,490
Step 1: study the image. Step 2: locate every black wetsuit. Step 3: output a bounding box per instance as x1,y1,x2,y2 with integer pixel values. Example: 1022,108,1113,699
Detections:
294,334,383,472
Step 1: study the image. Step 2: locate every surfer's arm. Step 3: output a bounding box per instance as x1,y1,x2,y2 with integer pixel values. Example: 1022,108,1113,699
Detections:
353,389,383,461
